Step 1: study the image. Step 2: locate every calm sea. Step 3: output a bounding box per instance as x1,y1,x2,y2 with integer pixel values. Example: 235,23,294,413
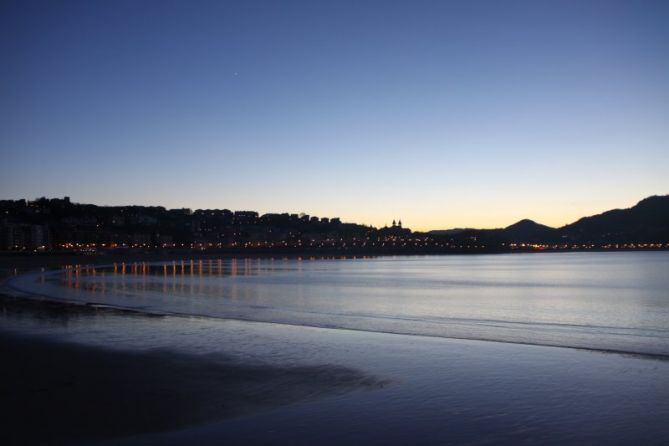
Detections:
10,251,669,356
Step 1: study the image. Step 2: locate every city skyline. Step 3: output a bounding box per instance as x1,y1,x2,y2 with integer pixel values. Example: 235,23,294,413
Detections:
2,0,668,231
3,194,667,253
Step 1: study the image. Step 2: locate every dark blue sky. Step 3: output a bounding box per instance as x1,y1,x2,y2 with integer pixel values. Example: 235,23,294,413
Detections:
2,0,668,229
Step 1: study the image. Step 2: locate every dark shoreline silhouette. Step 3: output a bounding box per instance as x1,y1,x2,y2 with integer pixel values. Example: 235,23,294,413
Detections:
1,195,668,254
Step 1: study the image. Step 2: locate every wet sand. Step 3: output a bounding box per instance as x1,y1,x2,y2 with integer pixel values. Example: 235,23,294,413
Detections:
3,254,669,445
0,329,385,446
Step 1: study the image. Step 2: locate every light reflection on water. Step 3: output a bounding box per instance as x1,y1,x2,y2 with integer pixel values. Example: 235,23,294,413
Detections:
3,253,669,445
8,252,669,356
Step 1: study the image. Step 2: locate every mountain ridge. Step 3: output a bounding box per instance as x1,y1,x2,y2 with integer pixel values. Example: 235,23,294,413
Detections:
428,195,669,243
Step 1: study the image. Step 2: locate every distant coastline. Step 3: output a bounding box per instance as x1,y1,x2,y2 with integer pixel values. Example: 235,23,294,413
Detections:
1,195,668,255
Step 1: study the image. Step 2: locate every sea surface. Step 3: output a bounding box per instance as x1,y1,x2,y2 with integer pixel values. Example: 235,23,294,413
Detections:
3,252,669,445
8,251,669,356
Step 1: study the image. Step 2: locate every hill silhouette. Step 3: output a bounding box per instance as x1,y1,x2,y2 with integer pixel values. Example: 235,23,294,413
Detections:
560,195,669,243
429,195,669,244
501,219,558,243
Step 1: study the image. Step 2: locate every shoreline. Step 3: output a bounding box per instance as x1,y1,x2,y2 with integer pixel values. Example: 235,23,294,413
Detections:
3,298,667,446
4,250,669,362
0,269,388,445
0,253,391,445
2,252,669,444
3,283,668,364
2,291,669,444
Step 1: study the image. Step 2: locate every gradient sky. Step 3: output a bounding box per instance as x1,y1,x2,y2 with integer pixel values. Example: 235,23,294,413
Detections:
2,0,668,231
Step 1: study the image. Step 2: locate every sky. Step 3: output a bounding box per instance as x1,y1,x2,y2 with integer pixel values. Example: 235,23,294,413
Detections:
1,0,668,231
